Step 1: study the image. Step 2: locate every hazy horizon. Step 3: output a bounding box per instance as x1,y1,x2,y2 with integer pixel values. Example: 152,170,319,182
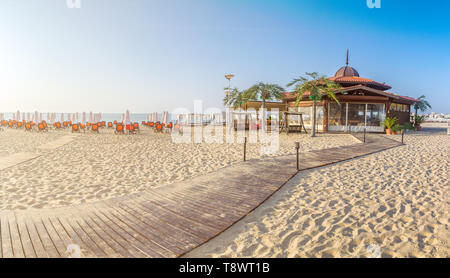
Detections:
1,0,449,113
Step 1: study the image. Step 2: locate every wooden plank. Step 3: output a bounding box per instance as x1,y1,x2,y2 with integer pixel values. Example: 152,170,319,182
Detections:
32,216,61,257
118,199,202,248
65,209,121,258
7,211,27,257
100,201,182,256
57,212,107,258
0,211,14,258
40,214,71,257
76,210,134,258
22,213,48,258
92,203,176,257
141,192,231,230
131,194,216,240
88,206,160,258
47,211,96,258
11,212,34,258
81,205,147,258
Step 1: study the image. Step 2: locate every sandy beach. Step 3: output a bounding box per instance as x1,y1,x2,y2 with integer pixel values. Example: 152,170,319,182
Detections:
185,125,449,258
0,127,358,210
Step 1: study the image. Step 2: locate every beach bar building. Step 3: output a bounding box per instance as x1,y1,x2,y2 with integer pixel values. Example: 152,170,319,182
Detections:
281,54,419,132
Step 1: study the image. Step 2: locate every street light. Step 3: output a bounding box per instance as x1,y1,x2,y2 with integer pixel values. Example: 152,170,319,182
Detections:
225,74,235,95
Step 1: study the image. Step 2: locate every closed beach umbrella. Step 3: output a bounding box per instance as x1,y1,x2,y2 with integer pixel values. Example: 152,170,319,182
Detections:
89,111,93,123
76,112,79,122
27,112,30,122
35,111,40,123
124,110,131,130
16,110,21,121
82,112,86,125
121,113,125,123
60,113,64,122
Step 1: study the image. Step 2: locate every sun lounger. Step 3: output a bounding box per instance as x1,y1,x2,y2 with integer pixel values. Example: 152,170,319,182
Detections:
115,124,125,134
38,123,47,132
91,124,99,133
155,123,163,133
25,123,32,132
72,124,80,133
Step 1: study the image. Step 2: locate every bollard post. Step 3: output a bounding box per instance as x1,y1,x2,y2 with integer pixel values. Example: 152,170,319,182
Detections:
401,130,404,144
243,137,247,162
295,142,300,170
363,128,366,143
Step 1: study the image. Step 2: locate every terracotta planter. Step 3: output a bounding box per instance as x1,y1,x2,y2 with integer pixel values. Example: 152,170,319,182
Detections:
416,126,422,131
385,129,392,135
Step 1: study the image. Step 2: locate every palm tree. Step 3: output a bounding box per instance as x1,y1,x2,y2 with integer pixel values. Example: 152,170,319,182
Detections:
413,95,432,119
223,88,255,109
245,82,284,126
287,72,343,137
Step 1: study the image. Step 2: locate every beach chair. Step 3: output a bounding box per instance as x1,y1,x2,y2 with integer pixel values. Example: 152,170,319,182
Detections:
68,121,72,126
8,121,13,128
72,124,80,133
55,122,62,129
63,122,69,128
91,124,99,133
155,124,163,133
25,123,32,132
17,122,24,128
149,122,155,128
129,124,137,134
133,123,140,133
115,124,125,135
38,123,47,132
107,122,114,128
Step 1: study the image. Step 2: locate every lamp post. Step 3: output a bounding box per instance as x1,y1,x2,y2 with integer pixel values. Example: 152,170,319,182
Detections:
225,74,235,97
225,74,235,128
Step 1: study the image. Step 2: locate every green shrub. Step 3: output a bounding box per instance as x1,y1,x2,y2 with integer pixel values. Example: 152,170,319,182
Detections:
383,117,398,129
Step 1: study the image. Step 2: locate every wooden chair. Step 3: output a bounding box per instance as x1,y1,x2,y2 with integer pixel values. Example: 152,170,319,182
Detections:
149,122,155,127
17,122,24,128
72,124,80,133
55,122,62,129
91,124,99,133
63,122,69,128
115,124,125,135
8,121,13,128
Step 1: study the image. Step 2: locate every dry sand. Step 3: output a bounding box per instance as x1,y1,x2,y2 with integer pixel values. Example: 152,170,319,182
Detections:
185,126,449,258
0,127,357,210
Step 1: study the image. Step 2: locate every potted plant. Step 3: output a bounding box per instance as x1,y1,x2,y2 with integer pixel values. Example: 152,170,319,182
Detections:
391,123,402,135
402,122,415,133
414,115,425,131
383,117,398,135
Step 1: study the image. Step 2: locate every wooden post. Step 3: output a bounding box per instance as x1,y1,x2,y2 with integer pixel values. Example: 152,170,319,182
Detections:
295,142,300,170
401,130,404,144
323,100,329,132
363,128,366,143
244,137,247,162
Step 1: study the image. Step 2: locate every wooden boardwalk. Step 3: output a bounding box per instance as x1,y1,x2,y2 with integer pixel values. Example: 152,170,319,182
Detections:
0,134,401,258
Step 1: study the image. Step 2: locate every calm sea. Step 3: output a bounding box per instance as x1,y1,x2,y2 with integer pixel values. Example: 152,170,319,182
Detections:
1,113,165,123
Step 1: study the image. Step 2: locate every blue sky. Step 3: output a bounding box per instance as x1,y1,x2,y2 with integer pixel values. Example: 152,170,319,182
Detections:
0,0,449,113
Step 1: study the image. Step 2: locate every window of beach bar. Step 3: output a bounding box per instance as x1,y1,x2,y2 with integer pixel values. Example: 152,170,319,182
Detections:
366,104,385,132
328,102,346,131
347,103,366,132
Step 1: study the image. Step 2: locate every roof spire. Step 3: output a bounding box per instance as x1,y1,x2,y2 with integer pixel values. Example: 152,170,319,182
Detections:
346,49,349,65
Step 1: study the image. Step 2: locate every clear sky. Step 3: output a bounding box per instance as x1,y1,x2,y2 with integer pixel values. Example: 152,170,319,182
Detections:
0,0,449,113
